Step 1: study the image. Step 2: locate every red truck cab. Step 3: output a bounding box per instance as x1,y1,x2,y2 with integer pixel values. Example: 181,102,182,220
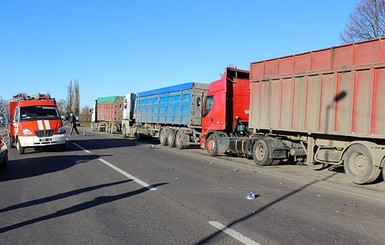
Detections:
201,68,250,155
6,93,67,154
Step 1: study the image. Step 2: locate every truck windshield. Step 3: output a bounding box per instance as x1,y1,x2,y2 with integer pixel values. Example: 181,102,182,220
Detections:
20,106,60,121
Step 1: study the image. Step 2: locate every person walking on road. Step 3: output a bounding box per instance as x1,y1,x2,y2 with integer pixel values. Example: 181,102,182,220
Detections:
69,112,80,136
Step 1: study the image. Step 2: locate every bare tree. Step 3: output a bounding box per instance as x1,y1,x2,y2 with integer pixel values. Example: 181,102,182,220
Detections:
0,97,5,118
80,105,91,123
341,0,385,43
56,99,67,117
74,79,80,116
65,79,81,116
66,80,73,115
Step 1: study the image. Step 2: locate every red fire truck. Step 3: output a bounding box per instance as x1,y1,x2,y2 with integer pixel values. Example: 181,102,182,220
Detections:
5,93,67,154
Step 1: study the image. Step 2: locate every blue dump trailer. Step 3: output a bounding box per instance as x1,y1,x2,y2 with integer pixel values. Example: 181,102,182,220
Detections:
121,82,209,148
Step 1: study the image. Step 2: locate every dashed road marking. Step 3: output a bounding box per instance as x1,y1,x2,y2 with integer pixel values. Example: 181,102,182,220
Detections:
98,158,157,191
208,221,260,245
70,140,156,190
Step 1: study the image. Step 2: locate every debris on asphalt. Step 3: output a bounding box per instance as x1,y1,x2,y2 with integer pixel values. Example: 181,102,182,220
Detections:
149,145,156,149
246,192,259,200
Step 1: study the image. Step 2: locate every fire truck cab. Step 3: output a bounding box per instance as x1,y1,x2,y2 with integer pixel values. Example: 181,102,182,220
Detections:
5,93,67,154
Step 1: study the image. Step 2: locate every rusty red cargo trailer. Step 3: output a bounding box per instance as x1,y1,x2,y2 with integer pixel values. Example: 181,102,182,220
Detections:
246,38,385,184
250,38,385,138
204,38,385,184
91,96,124,134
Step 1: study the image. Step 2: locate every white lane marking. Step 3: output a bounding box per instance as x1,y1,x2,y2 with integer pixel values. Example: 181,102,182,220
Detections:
208,221,260,245
71,142,92,153
98,158,157,191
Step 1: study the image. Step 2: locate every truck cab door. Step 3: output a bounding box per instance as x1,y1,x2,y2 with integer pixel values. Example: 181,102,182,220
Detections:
202,90,227,134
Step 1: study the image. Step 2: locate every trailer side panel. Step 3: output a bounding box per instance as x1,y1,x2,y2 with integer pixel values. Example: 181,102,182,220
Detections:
249,38,385,139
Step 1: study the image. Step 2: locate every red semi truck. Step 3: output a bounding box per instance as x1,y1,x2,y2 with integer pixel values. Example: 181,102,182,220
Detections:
202,38,385,184
201,67,250,154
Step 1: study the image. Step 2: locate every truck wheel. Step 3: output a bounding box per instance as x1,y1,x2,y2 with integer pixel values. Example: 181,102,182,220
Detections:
344,144,381,184
122,126,127,138
167,129,176,147
159,128,168,146
252,139,273,166
175,130,185,149
17,140,25,155
383,164,385,183
206,134,219,156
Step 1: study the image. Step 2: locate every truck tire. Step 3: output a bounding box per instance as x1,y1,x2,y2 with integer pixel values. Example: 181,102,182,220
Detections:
17,140,25,155
167,129,176,147
175,130,185,149
383,164,385,183
159,128,168,146
252,139,273,166
122,126,127,138
344,144,381,184
206,134,219,156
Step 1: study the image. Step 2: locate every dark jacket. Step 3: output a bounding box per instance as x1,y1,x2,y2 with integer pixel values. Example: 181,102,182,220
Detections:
70,115,77,125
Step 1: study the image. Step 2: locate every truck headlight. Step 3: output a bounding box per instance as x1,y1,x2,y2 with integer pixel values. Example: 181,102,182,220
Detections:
22,128,33,135
57,127,65,133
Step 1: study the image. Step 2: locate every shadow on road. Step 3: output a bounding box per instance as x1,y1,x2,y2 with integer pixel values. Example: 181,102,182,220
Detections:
0,182,167,234
66,136,160,152
0,180,132,213
196,173,338,244
0,153,102,182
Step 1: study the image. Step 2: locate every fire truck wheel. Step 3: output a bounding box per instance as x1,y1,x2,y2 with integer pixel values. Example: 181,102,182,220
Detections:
167,129,176,147
252,139,273,166
206,134,219,156
17,140,25,155
344,144,380,184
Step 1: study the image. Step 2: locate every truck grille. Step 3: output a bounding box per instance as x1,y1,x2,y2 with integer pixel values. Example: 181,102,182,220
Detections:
34,130,54,137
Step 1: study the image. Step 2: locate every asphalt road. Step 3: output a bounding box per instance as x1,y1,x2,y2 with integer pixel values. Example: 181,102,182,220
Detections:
0,126,384,244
